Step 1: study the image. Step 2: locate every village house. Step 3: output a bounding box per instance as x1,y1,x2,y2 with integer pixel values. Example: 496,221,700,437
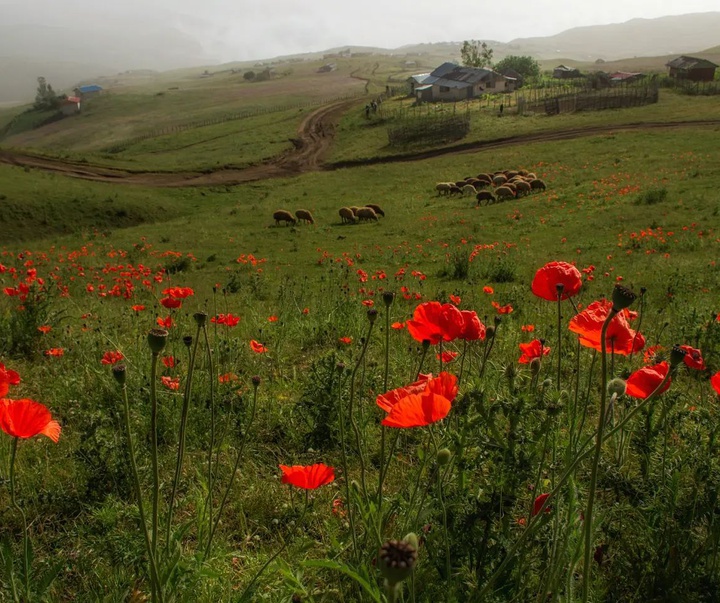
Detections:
409,62,515,103
553,65,582,79
60,96,81,116
666,56,718,82
608,71,645,84
73,84,103,99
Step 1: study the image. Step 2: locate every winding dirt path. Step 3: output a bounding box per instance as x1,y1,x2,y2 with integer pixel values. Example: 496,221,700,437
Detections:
1,101,718,188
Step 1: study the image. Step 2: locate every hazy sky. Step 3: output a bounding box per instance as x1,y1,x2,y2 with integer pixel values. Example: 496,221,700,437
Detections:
4,0,720,62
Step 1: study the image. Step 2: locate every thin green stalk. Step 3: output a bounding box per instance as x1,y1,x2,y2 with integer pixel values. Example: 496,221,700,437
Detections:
120,383,163,602
149,352,161,562
557,289,563,388
8,438,29,603
377,303,392,537
337,366,358,561
165,323,202,557
430,427,451,588
581,309,616,602
201,324,216,552
205,380,259,559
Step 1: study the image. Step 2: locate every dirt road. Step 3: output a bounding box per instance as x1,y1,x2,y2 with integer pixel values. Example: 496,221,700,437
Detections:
1,100,718,188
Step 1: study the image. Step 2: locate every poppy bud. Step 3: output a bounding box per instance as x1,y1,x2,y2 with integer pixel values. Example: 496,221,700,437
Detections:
252,375,261,388
607,377,627,398
437,448,452,465
112,364,126,385
530,357,541,376
422,339,431,350
194,312,208,327
670,344,687,369
367,308,378,323
611,284,637,312
147,328,169,355
494,315,502,326
541,378,553,389
183,335,193,347
485,326,496,339
350,480,362,494
382,291,395,307
379,539,417,586
504,363,517,380
336,362,346,374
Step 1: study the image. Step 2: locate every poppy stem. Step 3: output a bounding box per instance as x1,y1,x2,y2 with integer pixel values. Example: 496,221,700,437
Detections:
376,303,392,540
120,381,163,602
202,323,216,554
165,321,202,559
430,427,452,589
149,352,161,564
9,437,30,603
415,343,429,381
556,292,562,389
337,367,358,561
581,308,617,602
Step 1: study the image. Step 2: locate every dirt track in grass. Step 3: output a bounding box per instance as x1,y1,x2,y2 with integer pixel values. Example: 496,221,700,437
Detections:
1,98,719,188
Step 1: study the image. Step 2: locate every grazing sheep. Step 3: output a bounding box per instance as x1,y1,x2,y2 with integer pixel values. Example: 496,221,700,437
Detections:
448,185,463,196
295,209,315,224
365,203,385,217
356,207,378,222
530,179,547,191
505,170,519,179
273,210,296,226
526,172,537,180
492,174,508,187
505,182,517,193
515,181,531,196
464,177,481,186
495,186,515,201
518,169,529,176
339,207,357,224
462,184,477,197
476,173,493,183
454,180,467,188
349,206,361,215
435,182,454,195
476,191,496,206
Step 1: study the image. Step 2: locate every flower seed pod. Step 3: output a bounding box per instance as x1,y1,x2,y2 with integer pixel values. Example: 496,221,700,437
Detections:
147,328,169,355
252,375,261,388
382,291,395,307
670,344,687,369
607,377,627,398
183,335,193,347
193,312,208,327
367,308,378,324
112,364,127,386
611,284,637,312
379,539,417,586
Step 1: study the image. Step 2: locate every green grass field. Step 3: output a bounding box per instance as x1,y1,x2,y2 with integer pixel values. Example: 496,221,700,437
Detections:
1,70,720,602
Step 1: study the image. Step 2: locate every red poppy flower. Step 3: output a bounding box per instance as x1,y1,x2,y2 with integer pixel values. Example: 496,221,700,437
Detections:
45,348,64,357
518,339,551,364
532,493,551,517
161,376,180,391
37,325,52,334
568,300,644,356
679,345,705,371
279,463,335,489
376,374,433,413
643,345,665,364
711,372,720,396
521,324,535,333
459,310,486,341
626,362,671,399
101,350,124,365
380,372,457,429
250,340,268,354
211,313,241,327
0,364,21,397
391,322,405,330
218,373,238,383
362,299,374,307
449,294,461,305
483,286,494,295
338,337,353,345
162,286,194,299
532,261,582,301
302,308,310,315
157,316,174,328
131,305,146,312
0,398,61,442
406,301,464,345
162,356,177,368
160,297,182,309
437,350,458,363
268,315,279,322
492,301,514,314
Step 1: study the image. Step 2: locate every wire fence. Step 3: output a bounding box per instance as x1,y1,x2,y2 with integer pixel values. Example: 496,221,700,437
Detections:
660,78,720,96
517,82,659,115
386,104,471,146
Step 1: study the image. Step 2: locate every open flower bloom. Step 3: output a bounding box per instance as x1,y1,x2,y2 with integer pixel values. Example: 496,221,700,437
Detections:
625,362,671,399
162,286,194,299
531,261,582,301
518,339,551,364
406,301,464,345
212,313,241,327
459,310,486,341
279,463,335,489
568,299,645,355
0,398,61,442
250,340,268,354
379,372,458,428
101,350,124,365
376,374,433,413
679,345,705,371
161,376,180,391
0,363,21,397
160,297,182,309
437,351,458,363
532,493,551,517
711,372,720,396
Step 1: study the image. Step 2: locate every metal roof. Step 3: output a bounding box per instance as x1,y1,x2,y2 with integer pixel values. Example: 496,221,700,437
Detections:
77,85,103,92
428,62,501,85
666,56,718,70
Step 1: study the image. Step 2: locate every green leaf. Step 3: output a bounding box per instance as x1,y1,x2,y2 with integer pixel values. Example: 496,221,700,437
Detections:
300,559,382,603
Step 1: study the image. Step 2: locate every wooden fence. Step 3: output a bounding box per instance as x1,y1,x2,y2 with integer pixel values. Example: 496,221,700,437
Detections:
386,104,471,146
517,83,659,115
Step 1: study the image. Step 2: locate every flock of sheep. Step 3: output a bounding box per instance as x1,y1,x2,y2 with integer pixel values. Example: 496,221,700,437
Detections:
272,204,385,227
435,169,547,206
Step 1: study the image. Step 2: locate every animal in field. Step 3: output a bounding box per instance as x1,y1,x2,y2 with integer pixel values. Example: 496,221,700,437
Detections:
273,210,296,226
295,209,315,224
365,203,385,217
476,191,496,205
339,207,357,223
356,207,378,222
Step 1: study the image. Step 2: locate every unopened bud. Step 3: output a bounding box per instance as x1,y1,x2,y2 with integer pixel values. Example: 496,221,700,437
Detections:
485,326,496,339
251,375,261,388
530,357,541,376
183,335,193,347
379,539,417,586
437,448,452,466
367,308,378,323
382,291,395,307
112,364,126,385
607,377,627,398
147,328,169,355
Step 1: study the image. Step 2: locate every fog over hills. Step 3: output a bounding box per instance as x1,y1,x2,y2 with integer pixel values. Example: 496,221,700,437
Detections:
1,7,719,105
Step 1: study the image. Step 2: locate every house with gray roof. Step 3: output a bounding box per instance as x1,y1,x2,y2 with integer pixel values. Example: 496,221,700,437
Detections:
409,62,514,103
666,56,718,82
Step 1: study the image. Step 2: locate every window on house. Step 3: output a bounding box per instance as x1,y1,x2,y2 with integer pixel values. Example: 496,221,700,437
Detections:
439,86,450,92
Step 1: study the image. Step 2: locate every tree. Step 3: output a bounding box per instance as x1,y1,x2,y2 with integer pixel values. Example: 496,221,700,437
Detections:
34,77,59,111
494,55,541,83
243,71,255,81
460,40,494,69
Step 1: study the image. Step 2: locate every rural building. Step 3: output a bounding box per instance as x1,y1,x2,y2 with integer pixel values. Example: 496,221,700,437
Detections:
74,84,103,98
498,67,524,88
60,96,81,115
317,63,337,73
666,56,718,82
608,71,644,84
553,65,582,79
409,62,514,103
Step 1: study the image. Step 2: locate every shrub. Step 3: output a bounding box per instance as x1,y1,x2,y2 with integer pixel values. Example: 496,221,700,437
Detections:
636,187,668,205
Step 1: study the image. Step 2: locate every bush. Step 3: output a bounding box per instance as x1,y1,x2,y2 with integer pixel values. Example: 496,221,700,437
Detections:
636,187,668,205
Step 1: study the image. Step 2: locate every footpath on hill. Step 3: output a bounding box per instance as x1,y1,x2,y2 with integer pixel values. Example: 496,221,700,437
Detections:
1,98,719,188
